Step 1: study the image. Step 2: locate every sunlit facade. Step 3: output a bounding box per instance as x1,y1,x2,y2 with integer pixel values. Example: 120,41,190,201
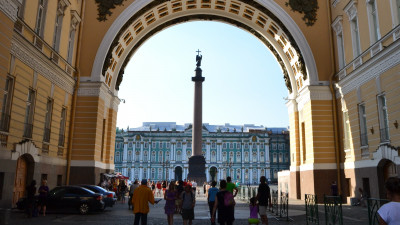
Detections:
114,122,289,184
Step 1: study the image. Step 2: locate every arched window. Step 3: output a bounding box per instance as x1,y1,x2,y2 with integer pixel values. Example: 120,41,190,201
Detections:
129,142,132,148
245,169,249,181
177,141,182,148
245,143,249,149
211,142,216,148
252,151,257,162
222,143,227,149
187,151,191,160
236,152,241,163
144,142,148,149
252,143,257,149
211,151,216,162
151,151,156,162
244,152,249,162
159,141,163,149
202,150,206,157
158,168,162,180
260,152,265,162
151,168,155,179
229,143,233,149
252,170,257,183
134,169,139,179
285,153,289,162
176,151,182,161
279,153,283,162
260,143,264,149
229,152,234,162
143,168,147,179
135,142,140,148
273,169,277,179
159,151,163,162
202,142,205,148
166,142,170,149
236,169,241,180
128,151,132,162
273,153,277,162
223,169,227,179
166,151,170,161
135,151,140,161
261,169,265,176
222,152,227,161
144,151,148,161
152,142,156,148
237,142,241,149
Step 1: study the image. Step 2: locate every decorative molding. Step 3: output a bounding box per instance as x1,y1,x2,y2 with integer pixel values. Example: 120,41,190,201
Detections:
331,16,343,35
78,81,109,101
296,85,332,111
70,10,81,30
344,145,400,169
299,163,337,171
338,39,400,95
331,0,340,8
344,0,358,21
285,0,319,26
71,160,115,170
0,0,19,22
285,99,298,114
10,37,75,94
95,0,127,22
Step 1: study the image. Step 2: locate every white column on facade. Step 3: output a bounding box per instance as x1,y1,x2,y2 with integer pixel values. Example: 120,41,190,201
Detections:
184,167,188,180
123,142,128,162
266,168,271,181
183,142,187,163
149,141,152,162
242,168,245,183
206,142,210,162
139,167,143,180
206,167,209,181
170,142,174,161
218,167,222,180
140,142,144,162
266,144,270,162
147,166,150,179
250,144,254,162
241,142,244,163
257,144,260,162
257,168,261,182
250,168,253,184
133,143,136,161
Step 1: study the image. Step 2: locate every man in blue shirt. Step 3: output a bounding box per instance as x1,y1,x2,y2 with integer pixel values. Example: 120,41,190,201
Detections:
207,181,219,225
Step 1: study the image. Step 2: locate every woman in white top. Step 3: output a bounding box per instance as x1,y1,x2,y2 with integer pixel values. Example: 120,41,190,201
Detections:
378,177,400,225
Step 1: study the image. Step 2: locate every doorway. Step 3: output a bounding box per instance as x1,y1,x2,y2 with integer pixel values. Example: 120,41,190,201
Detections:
210,167,218,182
175,166,183,181
13,154,34,205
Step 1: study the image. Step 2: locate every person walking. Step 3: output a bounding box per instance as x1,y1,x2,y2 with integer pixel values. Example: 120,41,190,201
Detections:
207,181,219,225
211,180,235,225
256,176,271,225
226,177,238,197
164,181,177,225
248,197,260,224
37,180,49,216
119,180,127,204
378,177,400,225
129,179,139,210
132,179,159,225
26,180,37,218
156,181,162,197
176,180,184,214
180,185,196,225
192,180,198,196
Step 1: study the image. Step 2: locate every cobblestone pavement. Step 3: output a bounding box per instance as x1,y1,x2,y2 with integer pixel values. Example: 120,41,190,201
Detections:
4,193,370,225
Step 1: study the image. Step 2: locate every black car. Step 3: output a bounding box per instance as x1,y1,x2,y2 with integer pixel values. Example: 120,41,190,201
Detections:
79,185,116,208
17,185,105,215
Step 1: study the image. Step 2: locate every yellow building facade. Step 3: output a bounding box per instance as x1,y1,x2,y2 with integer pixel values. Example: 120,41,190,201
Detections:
0,0,398,207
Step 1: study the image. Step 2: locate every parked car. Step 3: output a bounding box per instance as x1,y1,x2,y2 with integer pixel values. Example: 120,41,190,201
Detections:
79,185,116,208
17,185,105,215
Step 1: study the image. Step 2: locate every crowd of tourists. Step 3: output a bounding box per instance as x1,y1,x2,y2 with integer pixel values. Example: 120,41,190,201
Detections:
126,175,272,225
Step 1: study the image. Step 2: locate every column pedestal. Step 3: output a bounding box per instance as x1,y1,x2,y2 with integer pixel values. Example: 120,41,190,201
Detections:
187,155,206,184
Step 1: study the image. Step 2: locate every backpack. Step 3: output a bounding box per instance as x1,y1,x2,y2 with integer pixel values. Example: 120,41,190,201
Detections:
224,191,235,207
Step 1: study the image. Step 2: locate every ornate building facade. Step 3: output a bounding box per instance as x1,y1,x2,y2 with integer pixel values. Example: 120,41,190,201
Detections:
114,123,290,184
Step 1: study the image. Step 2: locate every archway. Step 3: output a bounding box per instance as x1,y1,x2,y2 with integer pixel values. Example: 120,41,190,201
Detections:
175,166,183,181
209,167,218,182
12,154,34,205
377,159,397,198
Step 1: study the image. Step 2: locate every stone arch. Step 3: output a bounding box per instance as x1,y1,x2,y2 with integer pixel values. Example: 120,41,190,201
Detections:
377,159,398,198
174,166,183,181
12,153,35,205
90,0,319,97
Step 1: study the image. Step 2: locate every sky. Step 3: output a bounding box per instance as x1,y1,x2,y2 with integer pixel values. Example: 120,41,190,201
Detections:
116,21,289,129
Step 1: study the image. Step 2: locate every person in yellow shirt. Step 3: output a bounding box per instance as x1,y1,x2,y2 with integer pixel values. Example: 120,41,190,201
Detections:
132,179,159,225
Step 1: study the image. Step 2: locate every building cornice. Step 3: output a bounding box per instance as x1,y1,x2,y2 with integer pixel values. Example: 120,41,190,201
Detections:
296,85,332,112
10,35,75,94
331,16,343,35
344,0,358,21
0,0,19,22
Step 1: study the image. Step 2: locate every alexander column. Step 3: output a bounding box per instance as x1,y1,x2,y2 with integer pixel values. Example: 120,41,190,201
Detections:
187,50,206,184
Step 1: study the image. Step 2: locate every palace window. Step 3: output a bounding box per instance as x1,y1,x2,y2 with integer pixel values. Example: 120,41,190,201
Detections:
211,142,216,148
187,151,191,159
278,144,283,150
229,152,234,162
279,153,283,162
237,142,241,149
285,153,289,162
158,168,162,180
244,152,249,162
53,1,68,52
152,142,156,148
128,151,132,162
261,169,265,177
143,151,148,161
245,143,249,149
222,152,227,161
252,170,257,182
158,151,163,162
0,76,14,132
58,106,67,147
151,168,155,179
273,169,277,179
23,88,36,138
166,142,170,149
252,151,257,162
177,141,181,148
115,152,120,162
67,11,80,63
134,169,139,179
151,151,156,162
135,142,140,148
166,151,170,161
143,168,147,179
377,94,390,143
260,152,265,162
187,141,191,148
135,151,140,162
358,103,368,146
159,141,163,149
273,153,277,162
366,0,380,43
229,143,233,149
144,142,148,149
222,143,227,149
211,151,216,162
260,143,264,149
236,152,241,163
345,2,362,58
35,0,47,37
245,169,249,181
236,169,241,180
202,142,205,149
252,143,257,149
129,142,132,148
176,151,182,161
272,143,277,150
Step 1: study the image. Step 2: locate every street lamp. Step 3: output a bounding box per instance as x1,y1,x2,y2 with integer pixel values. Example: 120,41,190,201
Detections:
162,160,170,181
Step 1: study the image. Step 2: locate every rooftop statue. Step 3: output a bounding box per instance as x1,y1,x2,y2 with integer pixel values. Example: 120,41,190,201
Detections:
196,49,202,67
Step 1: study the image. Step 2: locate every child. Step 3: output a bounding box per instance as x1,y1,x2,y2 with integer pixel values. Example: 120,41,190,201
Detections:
248,197,260,225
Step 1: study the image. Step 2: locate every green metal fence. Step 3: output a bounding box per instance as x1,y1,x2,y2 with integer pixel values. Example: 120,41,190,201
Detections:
276,191,292,221
324,195,343,225
367,198,389,225
305,194,319,225
271,190,279,215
